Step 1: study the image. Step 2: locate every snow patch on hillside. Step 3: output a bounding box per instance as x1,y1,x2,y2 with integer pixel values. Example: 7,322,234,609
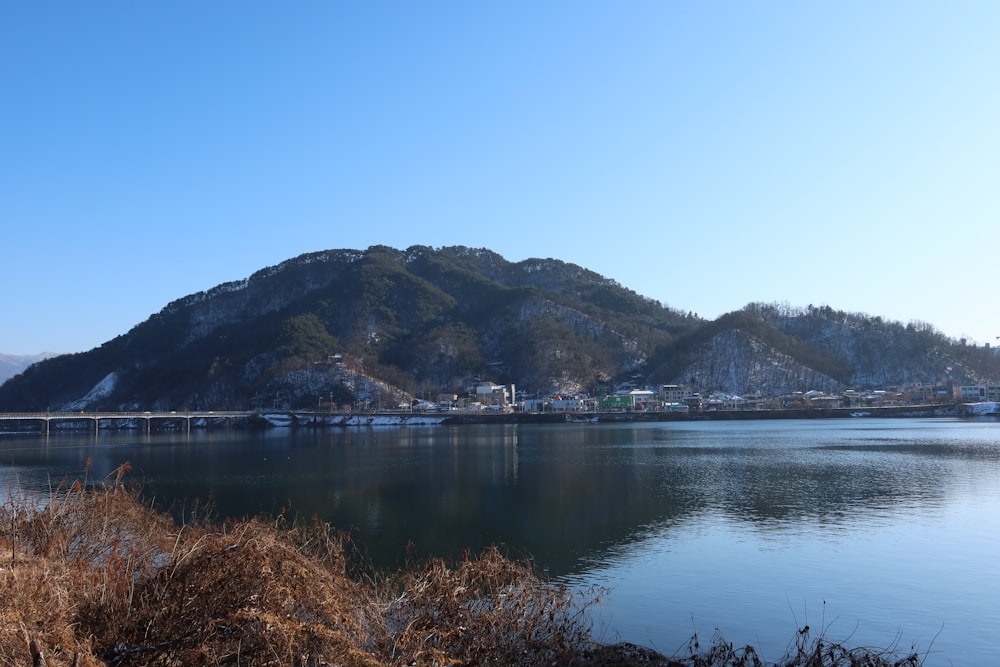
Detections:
62,372,118,411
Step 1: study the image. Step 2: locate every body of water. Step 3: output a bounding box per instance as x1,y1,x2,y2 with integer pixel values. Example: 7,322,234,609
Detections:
2,417,998,664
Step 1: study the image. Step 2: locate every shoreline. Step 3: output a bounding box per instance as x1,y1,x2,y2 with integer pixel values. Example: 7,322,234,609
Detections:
0,403,968,433
440,402,960,424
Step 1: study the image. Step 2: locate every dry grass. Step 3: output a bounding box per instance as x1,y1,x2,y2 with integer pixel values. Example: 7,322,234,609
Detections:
0,467,927,667
372,545,600,666
2,462,170,666
1,468,601,666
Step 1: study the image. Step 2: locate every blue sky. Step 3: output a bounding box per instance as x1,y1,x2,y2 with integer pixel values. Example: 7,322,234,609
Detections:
3,2,998,355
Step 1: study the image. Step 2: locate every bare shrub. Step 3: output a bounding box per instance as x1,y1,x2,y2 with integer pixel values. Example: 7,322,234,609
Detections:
666,628,924,667
103,519,376,666
775,624,923,667
2,464,173,666
373,545,603,666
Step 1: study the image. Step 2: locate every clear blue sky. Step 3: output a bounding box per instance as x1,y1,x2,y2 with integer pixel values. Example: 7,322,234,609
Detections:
3,2,999,355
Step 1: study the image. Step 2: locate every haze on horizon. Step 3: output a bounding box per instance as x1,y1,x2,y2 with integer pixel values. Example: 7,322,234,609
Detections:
3,2,998,356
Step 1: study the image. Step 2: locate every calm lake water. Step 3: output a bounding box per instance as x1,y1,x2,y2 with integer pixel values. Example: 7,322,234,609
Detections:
2,417,998,664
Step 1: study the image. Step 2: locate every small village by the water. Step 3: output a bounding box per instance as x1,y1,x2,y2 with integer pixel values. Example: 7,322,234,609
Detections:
3,379,998,434
430,379,1000,415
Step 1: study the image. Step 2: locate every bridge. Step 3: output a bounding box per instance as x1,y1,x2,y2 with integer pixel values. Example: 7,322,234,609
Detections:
0,411,252,435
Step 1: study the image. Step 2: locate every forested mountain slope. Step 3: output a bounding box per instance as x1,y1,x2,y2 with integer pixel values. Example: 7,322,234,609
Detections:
0,246,694,411
645,303,998,396
1,247,994,411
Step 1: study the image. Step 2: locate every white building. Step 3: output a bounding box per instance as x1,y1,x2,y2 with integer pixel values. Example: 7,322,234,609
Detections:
476,382,515,407
959,385,1000,402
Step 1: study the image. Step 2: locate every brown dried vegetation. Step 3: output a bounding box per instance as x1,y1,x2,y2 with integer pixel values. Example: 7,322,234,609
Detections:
1,468,602,667
1,467,926,667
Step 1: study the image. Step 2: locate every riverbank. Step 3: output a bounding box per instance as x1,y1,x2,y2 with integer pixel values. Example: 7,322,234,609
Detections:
261,402,960,428
443,403,960,424
0,403,964,433
1,479,925,667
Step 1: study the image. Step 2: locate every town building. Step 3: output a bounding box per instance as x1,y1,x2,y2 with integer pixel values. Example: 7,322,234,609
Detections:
475,382,515,409
958,384,1000,402
658,384,687,403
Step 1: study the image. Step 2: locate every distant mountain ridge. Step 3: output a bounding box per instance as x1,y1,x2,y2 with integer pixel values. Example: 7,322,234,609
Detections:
0,245,995,411
0,352,61,384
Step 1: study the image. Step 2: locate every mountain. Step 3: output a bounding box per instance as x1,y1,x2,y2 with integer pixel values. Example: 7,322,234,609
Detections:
0,246,995,412
645,303,998,396
0,352,62,384
0,246,694,411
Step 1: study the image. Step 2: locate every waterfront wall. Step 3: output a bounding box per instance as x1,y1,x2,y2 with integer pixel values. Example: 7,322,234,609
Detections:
0,404,963,433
